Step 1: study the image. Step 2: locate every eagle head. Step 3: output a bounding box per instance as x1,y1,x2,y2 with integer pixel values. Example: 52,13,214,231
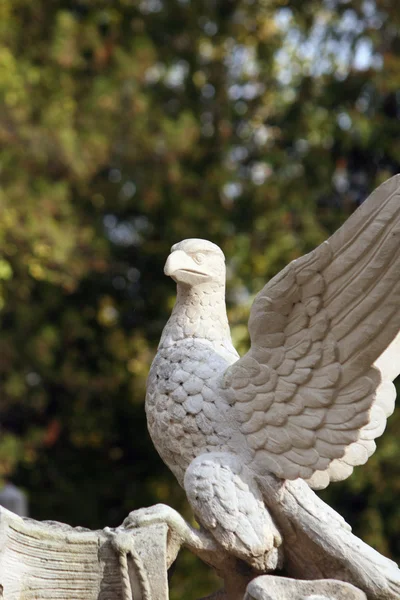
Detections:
164,239,225,287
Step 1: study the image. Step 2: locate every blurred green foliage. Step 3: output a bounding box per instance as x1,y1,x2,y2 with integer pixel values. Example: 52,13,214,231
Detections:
0,0,400,597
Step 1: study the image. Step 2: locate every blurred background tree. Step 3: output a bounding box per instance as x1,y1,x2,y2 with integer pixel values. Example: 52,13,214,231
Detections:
0,0,399,597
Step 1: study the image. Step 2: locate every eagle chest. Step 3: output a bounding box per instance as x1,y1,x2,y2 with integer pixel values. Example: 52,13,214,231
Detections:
146,341,231,471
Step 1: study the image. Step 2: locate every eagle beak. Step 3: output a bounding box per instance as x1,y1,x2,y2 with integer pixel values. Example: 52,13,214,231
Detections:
164,251,209,284
164,250,188,276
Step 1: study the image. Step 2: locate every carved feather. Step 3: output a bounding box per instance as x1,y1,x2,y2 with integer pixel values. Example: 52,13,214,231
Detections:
221,175,400,487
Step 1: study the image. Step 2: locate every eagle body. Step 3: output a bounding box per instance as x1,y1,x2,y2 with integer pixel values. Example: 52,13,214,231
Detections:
146,240,284,570
145,177,400,596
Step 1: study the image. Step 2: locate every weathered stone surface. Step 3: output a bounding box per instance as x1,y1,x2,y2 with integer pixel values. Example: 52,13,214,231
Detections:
245,576,366,600
145,175,400,599
0,505,174,600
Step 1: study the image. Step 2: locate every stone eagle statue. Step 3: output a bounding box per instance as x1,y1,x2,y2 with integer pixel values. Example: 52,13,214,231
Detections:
143,175,400,600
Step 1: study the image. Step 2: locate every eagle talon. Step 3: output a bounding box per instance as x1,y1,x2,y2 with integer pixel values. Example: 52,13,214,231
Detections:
122,503,188,536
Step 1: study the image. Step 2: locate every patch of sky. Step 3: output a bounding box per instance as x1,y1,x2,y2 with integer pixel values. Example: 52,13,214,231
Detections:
229,146,249,162
337,112,352,130
228,284,251,305
237,121,252,140
235,101,248,116
274,8,293,31
120,181,136,200
274,5,382,83
223,182,243,200
26,372,41,386
228,82,264,101
254,125,271,147
201,123,214,137
127,268,141,283
353,38,373,71
103,214,117,229
225,45,259,79
109,168,122,183
164,60,189,89
145,63,166,85
139,0,163,14
332,168,349,193
112,276,126,291
200,111,213,124
198,17,218,37
201,83,215,99
103,215,151,247
294,139,309,155
251,162,272,185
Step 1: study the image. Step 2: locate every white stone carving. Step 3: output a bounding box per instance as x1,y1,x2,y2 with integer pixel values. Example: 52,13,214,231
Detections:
245,575,366,599
0,504,177,600
145,175,400,599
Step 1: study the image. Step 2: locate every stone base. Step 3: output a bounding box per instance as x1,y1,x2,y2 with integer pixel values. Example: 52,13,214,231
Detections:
0,506,172,600
245,576,367,600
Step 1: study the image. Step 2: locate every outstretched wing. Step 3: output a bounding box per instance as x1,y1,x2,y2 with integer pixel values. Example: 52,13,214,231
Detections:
222,175,400,488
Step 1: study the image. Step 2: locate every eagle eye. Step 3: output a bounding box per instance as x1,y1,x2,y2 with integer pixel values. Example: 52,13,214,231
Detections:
193,253,205,265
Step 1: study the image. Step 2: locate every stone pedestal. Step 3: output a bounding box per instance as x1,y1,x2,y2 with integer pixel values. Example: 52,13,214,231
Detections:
245,576,367,600
0,506,172,600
